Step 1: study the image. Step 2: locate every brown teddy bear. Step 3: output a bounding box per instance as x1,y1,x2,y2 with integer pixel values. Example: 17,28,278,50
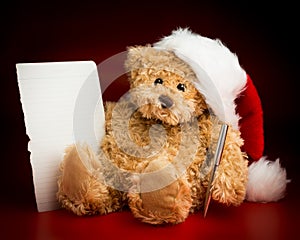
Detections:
56,28,288,225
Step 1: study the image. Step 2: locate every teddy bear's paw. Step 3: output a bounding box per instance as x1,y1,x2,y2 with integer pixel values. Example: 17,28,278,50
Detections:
127,159,192,224
57,143,123,216
128,177,192,225
57,182,111,216
210,171,247,206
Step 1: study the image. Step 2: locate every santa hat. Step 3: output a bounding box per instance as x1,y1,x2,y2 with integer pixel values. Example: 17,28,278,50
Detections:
153,27,289,202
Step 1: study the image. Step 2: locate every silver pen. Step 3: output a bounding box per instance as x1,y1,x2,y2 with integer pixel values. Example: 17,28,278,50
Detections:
203,124,228,217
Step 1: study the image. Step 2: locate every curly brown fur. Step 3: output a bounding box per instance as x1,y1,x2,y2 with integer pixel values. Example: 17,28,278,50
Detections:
57,46,249,225
57,144,127,216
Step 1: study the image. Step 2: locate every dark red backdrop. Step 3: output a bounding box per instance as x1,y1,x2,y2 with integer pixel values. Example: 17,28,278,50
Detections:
1,1,298,239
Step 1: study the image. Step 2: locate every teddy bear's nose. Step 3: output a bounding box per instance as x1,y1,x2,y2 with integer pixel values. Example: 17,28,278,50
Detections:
159,95,173,109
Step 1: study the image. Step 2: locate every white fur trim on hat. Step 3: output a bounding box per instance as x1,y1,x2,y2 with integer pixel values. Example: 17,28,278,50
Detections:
154,28,247,129
246,157,289,202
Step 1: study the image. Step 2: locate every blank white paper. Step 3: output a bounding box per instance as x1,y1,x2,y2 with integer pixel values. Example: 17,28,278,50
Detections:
16,61,105,212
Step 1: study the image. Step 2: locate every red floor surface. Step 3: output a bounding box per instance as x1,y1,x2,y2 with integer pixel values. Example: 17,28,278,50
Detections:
2,183,299,240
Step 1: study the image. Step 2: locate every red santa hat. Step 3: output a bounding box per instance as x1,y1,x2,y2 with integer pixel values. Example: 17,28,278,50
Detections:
153,27,289,202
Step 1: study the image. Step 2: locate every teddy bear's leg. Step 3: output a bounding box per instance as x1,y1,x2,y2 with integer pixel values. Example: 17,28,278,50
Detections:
210,127,249,206
128,158,193,225
57,144,125,216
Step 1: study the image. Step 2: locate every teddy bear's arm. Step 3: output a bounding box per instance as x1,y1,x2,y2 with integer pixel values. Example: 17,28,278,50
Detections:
210,126,248,206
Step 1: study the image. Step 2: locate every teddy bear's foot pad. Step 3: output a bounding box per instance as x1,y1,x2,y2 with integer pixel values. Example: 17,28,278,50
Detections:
57,144,122,216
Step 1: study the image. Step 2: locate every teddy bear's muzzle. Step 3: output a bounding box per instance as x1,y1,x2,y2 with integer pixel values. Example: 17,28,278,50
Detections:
159,94,173,109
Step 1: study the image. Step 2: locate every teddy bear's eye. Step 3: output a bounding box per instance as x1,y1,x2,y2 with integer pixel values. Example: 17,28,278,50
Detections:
154,78,163,85
177,83,186,92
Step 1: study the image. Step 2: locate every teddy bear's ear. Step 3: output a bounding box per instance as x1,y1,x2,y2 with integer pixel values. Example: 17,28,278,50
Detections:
124,45,152,73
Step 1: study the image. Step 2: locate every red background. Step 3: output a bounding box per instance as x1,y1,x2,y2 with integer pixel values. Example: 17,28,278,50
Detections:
1,1,299,239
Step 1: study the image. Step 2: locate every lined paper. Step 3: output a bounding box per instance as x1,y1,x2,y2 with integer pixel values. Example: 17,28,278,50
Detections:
16,61,105,212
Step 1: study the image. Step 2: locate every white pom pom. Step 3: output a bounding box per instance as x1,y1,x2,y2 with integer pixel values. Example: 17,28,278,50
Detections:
246,157,290,202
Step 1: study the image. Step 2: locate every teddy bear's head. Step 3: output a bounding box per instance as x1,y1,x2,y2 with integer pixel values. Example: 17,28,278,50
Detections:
125,46,208,126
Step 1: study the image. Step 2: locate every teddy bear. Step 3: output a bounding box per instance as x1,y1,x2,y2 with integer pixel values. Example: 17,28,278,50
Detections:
56,28,288,225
